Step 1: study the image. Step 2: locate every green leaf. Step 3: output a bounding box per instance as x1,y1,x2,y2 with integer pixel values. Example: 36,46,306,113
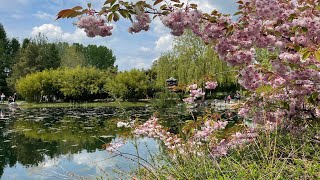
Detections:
113,12,120,21
119,9,128,18
108,13,113,22
293,45,301,52
190,4,197,9
111,0,117,6
301,27,308,32
111,4,120,11
144,4,152,9
160,4,167,10
302,51,312,60
255,85,273,94
234,11,243,16
136,1,146,7
171,0,180,3
283,102,289,110
314,50,320,61
152,15,157,19
153,0,163,6
98,7,108,15
87,3,92,9
105,0,117,6
311,92,319,100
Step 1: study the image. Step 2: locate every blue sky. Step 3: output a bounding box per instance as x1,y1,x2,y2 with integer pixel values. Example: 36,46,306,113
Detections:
0,0,237,71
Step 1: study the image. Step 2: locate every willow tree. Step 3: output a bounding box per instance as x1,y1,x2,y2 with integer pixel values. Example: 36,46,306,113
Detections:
152,30,237,89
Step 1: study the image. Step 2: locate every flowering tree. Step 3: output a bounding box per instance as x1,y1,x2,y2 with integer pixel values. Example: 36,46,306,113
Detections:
57,0,320,155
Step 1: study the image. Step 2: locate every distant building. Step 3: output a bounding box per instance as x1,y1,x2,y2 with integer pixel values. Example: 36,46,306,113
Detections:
166,77,178,92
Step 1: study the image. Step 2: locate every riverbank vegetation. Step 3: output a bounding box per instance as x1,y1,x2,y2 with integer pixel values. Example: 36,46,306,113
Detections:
135,122,320,179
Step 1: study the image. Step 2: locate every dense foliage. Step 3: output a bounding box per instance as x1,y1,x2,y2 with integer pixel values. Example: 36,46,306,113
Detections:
152,31,237,89
57,42,116,69
8,35,61,90
16,67,152,102
16,67,110,102
0,23,20,94
105,69,150,101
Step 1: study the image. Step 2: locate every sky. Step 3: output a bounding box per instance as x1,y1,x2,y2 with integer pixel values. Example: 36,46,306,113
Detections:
0,0,238,71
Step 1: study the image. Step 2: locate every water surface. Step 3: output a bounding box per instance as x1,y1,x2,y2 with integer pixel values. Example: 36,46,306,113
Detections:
0,106,160,179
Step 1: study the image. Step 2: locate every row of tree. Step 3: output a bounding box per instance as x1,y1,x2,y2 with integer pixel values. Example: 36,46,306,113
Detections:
16,67,152,102
0,23,116,95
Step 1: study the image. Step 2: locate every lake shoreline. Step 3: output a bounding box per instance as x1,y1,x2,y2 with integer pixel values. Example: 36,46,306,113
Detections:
16,101,151,108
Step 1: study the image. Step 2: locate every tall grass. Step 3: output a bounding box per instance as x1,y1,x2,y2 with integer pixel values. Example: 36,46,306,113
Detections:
135,123,320,179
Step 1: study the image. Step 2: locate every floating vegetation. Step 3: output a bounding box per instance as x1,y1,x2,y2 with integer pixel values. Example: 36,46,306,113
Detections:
0,105,201,179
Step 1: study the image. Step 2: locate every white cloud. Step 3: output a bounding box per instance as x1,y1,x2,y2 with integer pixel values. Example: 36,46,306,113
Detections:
155,34,173,52
31,24,65,40
33,11,55,20
31,23,117,46
152,18,169,35
139,46,151,52
116,56,149,70
189,0,218,13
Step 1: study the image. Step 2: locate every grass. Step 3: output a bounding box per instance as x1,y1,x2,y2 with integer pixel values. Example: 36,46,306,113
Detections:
132,122,320,179
17,101,150,108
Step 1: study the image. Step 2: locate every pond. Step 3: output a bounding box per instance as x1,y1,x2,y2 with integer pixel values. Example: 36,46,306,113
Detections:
0,105,194,179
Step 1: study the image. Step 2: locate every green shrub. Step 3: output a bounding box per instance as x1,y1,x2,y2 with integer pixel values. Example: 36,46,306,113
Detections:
15,67,110,102
58,66,107,100
104,69,150,101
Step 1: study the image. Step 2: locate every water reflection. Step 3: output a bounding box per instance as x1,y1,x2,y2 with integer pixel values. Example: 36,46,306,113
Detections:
0,106,159,179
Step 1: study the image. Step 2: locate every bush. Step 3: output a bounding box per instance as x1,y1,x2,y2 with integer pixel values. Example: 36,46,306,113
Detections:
58,66,108,100
104,69,150,101
15,67,110,102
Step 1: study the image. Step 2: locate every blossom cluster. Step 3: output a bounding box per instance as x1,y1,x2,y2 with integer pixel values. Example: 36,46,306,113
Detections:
238,65,261,91
161,9,202,36
205,81,218,90
194,120,228,141
133,115,252,157
128,13,151,33
183,83,206,104
211,131,258,156
134,116,184,150
105,141,124,153
76,15,113,37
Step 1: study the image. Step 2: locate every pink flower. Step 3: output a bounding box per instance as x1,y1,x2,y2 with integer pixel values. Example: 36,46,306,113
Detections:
106,141,124,152
188,84,197,90
76,15,113,37
183,97,195,104
205,81,218,90
128,13,151,33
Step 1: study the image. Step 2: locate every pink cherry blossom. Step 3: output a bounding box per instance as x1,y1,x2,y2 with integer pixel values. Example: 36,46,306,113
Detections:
205,81,218,90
